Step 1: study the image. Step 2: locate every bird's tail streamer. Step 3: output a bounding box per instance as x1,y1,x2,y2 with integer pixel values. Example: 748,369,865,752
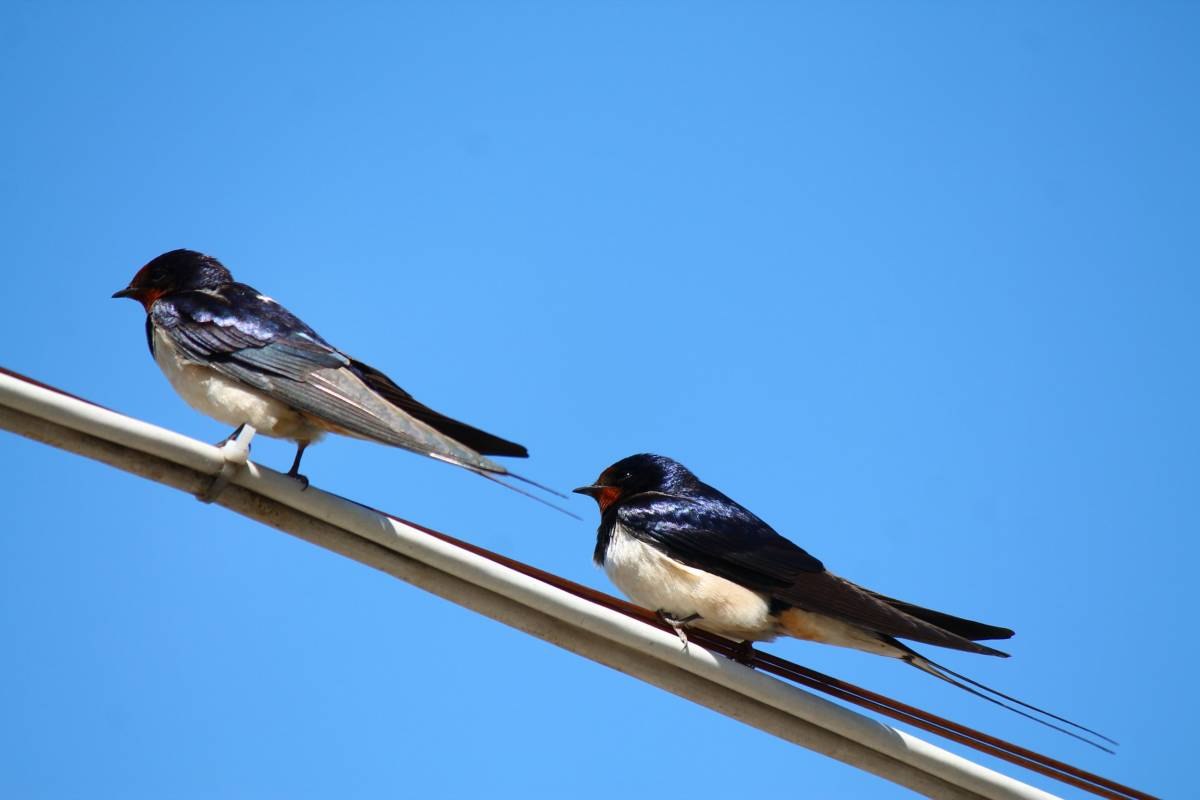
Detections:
474,469,581,519
904,651,1117,753
426,452,579,518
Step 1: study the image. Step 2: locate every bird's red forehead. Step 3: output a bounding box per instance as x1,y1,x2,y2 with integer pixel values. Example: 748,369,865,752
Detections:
591,466,627,510
598,465,622,484
121,263,166,309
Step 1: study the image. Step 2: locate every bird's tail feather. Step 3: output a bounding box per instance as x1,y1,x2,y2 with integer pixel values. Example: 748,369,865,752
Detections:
903,650,1117,753
473,469,581,519
871,593,1015,642
348,358,529,458
427,453,579,519
504,470,569,499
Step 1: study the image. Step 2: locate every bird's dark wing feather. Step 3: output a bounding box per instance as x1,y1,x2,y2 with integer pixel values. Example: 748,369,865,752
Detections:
615,492,1007,655
153,285,345,371
151,285,505,470
347,358,528,458
613,492,825,588
866,592,1014,642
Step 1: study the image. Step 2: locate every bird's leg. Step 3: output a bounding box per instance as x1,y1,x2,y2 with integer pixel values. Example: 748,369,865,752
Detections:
214,423,247,448
286,442,310,490
657,610,701,653
730,640,757,666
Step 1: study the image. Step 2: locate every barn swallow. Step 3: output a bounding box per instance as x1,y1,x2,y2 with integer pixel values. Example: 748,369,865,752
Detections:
114,249,559,505
575,453,1115,750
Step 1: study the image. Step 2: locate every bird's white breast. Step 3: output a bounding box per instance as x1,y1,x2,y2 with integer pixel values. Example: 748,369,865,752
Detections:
602,523,777,642
151,326,322,442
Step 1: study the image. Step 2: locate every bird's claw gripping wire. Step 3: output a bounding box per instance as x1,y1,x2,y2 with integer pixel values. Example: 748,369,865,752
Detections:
198,423,255,503
730,640,757,666
657,610,701,653
285,441,310,490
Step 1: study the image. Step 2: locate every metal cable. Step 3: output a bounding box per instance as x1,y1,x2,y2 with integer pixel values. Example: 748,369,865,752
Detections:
362,505,1154,800
0,366,1159,800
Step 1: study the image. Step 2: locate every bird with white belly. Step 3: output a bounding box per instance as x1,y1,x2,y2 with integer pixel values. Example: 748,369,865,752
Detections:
114,249,553,503
575,453,1115,750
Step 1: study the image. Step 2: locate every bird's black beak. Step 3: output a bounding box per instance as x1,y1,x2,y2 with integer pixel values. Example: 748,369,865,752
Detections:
112,287,137,299
573,485,604,497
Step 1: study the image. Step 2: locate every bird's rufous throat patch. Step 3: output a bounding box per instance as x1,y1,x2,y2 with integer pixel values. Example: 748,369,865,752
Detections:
595,486,622,512
133,288,166,311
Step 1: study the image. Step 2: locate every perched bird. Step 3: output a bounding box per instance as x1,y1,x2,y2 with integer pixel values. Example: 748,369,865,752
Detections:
114,249,547,499
575,453,1114,750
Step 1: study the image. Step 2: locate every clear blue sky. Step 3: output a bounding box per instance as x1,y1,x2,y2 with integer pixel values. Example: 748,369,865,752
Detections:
1,4,1194,798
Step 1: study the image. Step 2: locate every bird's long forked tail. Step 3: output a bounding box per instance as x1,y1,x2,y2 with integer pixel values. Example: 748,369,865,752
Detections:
903,649,1118,753
477,470,582,520
428,453,581,519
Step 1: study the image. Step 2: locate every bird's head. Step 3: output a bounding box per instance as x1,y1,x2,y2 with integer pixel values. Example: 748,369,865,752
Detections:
113,249,233,310
574,453,698,512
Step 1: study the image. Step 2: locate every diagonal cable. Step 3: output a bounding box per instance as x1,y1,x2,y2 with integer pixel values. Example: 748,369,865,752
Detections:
0,366,1159,800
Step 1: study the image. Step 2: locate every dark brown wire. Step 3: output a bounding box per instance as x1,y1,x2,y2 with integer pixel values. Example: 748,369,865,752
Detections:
379,508,1159,800
0,367,1159,800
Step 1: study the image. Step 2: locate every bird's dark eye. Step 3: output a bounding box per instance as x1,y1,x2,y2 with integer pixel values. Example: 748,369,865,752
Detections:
621,472,633,482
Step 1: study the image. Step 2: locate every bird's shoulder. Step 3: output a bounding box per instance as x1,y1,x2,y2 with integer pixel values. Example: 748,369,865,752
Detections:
150,283,347,376
612,489,825,586
152,284,334,350
153,283,321,339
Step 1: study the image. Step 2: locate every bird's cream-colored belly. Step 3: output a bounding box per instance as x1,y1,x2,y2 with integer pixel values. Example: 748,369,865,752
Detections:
602,524,905,657
777,606,904,657
603,524,777,641
152,328,324,442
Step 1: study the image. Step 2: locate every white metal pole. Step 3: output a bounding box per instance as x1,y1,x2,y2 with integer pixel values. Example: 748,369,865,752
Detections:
0,370,1065,800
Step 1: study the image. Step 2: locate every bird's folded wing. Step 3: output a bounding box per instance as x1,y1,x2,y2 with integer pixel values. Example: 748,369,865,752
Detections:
347,358,528,458
617,492,826,588
778,573,1007,654
618,494,1004,654
153,292,505,473
864,592,1014,642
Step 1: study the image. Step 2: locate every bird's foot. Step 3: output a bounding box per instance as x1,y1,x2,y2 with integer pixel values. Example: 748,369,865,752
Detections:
657,610,700,653
286,442,310,490
286,469,310,491
214,423,248,449
729,640,757,666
